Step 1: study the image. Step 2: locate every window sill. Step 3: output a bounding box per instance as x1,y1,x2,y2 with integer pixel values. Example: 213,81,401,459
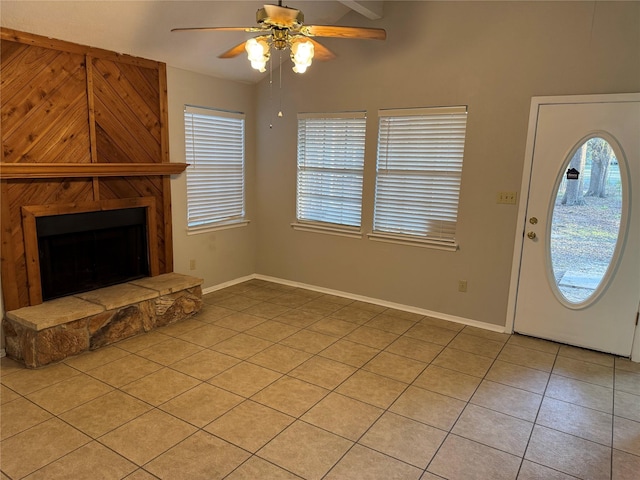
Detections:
187,220,250,235
367,232,458,251
291,222,363,239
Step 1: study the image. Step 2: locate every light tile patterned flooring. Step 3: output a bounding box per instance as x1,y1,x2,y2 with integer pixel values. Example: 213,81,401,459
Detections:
1,279,639,479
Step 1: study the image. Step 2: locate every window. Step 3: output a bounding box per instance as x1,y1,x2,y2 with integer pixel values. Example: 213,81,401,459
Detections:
294,112,366,236
184,106,247,232
371,106,468,250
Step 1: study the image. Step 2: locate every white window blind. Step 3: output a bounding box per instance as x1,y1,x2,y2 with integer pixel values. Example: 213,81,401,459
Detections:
184,106,245,230
296,112,366,228
373,106,467,248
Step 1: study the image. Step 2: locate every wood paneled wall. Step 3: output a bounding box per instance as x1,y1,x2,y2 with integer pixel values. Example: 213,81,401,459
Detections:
1,28,179,310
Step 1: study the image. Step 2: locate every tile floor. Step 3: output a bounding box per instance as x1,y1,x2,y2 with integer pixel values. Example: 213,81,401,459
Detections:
1,279,639,479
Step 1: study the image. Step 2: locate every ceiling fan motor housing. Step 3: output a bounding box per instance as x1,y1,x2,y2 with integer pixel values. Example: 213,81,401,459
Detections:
257,5,304,29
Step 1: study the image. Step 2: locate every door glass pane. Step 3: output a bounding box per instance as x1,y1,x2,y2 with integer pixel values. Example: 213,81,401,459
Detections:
549,137,623,304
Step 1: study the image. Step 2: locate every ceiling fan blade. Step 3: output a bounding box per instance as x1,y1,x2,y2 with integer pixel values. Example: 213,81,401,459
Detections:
306,39,336,61
171,26,262,33
218,41,249,59
303,25,386,41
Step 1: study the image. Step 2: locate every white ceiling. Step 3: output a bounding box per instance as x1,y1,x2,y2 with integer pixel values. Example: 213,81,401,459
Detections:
0,1,384,83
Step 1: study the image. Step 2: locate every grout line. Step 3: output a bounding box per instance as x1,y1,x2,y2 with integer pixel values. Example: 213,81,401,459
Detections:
515,345,559,479
424,328,517,476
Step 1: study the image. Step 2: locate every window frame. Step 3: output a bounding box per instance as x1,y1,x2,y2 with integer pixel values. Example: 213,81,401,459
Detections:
370,106,468,251
292,111,367,238
184,105,248,234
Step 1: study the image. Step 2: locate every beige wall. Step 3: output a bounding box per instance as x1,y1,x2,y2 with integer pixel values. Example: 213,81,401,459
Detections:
253,1,640,327
167,67,258,288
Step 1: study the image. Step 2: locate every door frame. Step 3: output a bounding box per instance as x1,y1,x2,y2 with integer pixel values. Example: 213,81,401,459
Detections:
505,93,640,361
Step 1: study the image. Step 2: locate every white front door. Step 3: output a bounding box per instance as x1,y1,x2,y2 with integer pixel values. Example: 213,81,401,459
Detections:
512,94,640,356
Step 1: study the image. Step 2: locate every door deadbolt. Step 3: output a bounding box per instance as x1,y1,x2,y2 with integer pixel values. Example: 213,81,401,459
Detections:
529,217,538,225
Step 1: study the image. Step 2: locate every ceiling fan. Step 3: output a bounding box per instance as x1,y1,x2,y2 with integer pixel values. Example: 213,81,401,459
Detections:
171,1,386,74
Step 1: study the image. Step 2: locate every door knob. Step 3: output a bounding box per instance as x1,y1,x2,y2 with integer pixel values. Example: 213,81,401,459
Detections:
527,231,537,240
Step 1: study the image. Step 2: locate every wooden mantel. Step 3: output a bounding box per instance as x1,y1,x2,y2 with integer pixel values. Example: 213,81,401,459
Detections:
0,162,188,179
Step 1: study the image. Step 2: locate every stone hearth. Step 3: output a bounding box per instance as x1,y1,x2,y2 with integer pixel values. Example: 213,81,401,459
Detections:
3,273,203,368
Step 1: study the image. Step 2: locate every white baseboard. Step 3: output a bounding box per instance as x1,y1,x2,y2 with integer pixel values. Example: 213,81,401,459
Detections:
201,275,255,295
203,273,506,334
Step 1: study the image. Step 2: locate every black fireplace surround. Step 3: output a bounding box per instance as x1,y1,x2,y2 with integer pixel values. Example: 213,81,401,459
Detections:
36,207,150,301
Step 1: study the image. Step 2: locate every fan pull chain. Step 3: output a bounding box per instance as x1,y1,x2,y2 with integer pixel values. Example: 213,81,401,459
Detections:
278,51,283,118
269,55,274,128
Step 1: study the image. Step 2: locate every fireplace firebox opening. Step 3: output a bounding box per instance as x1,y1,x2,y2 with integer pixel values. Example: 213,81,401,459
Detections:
36,208,150,301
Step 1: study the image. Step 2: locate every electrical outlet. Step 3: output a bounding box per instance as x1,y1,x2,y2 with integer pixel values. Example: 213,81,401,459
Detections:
458,280,468,292
497,191,518,204
189,259,196,270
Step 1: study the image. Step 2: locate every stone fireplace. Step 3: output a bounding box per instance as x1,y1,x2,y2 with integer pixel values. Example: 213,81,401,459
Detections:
4,199,203,369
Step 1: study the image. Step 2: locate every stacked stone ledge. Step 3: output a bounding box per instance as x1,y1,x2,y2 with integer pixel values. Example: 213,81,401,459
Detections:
3,273,203,368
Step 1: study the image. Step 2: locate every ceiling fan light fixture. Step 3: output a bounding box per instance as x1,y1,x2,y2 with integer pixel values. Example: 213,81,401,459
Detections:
290,40,314,74
245,37,270,72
